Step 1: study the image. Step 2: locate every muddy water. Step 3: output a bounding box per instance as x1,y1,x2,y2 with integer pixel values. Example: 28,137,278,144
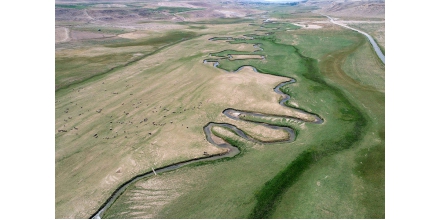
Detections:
90,66,321,219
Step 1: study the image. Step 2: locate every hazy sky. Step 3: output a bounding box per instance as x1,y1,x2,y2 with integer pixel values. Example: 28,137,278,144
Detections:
263,0,302,1
259,0,303,2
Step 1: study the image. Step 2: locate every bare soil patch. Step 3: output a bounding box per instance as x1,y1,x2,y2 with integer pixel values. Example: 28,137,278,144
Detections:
56,8,90,21
70,30,115,40
214,10,246,18
55,27,70,43
158,2,205,9
338,20,385,24
208,66,314,122
93,4,127,8
230,55,263,60
118,30,151,39
292,23,322,29
316,2,385,19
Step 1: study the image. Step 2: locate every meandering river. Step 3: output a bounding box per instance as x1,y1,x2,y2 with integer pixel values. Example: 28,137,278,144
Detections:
90,66,322,219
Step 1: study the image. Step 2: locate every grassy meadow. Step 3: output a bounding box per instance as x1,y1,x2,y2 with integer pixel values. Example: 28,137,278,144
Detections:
55,28,201,91
346,22,385,55
56,4,384,219
101,20,383,219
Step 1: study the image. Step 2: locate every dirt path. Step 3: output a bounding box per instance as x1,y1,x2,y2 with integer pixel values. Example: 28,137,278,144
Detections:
55,27,70,43
173,14,185,22
63,27,70,42
84,9,95,22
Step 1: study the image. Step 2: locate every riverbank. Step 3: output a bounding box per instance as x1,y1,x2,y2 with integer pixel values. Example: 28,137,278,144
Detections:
324,15,385,64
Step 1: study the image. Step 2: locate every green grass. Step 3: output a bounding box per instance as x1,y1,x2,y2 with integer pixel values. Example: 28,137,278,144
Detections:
70,26,131,35
178,18,254,25
211,49,263,57
211,37,307,78
106,22,381,218
57,6,198,14
101,124,250,219
55,31,200,91
57,13,384,218
261,22,301,31
347,23,385,55
354,144,385,218
198,22,381,219
55,4,92,9
153,143,312,218
287,28,360,59
262,4,320,19
269,27,384,218
55,36,231,217
188,25,207,30
239,114,302,129
211,126,249,152
101,183,140,219
105,31,198,48
56,52,135,90
155,6,200,13
244,48,367,218
249,149,315,218
342,38,385,91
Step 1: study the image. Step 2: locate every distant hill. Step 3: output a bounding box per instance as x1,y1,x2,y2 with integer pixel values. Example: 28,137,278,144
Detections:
314,0,385,19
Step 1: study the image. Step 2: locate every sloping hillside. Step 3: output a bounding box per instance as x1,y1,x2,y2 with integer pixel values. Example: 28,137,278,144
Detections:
315,1,385,19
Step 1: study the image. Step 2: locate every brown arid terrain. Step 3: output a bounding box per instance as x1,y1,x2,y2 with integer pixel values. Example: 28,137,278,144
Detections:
55,3,285,213
54,0,263,50
312,0,385,19
55,0,385,218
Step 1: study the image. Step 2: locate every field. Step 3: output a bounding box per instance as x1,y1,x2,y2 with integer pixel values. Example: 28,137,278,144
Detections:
55,0,385,218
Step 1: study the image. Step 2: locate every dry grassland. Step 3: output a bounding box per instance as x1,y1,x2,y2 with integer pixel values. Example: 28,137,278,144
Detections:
56,23,294,218
316,1,385,19
117,31,151,40
229,54,264,60
292,22,322,29
345,22,385,52
204,66,315,121
343,38,385,91
157,2,205,9
272,26,385,219
56,1,384,218
69,30,115,40
102,158,221,219
227,119,289,142
55,27,70,43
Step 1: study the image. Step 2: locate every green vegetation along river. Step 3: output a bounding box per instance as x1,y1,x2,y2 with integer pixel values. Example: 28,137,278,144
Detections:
96,19,384,218
325,15,385,64
90,67,322,219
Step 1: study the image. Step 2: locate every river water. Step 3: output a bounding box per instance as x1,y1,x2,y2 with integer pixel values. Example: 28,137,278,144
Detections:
90,66,323,219
325,15,385,64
